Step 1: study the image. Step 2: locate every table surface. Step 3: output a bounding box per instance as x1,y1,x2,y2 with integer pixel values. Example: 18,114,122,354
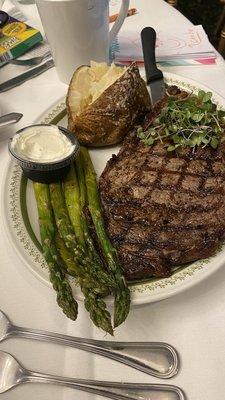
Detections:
1,1,225,399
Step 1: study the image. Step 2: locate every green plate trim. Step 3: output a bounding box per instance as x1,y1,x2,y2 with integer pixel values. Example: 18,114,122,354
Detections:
50,108,67,126
20,174,42,253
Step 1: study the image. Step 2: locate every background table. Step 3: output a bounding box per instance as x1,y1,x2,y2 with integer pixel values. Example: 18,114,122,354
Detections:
1,1,225,399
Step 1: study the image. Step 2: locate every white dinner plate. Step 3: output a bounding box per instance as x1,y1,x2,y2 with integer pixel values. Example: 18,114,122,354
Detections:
3,71,225,306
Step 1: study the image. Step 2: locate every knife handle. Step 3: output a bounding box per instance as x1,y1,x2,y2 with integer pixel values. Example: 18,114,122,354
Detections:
141,27,163,84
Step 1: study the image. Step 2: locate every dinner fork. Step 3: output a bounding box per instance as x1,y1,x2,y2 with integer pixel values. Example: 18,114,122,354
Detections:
0,310,179,379
10,51,52,66
0,351,186,400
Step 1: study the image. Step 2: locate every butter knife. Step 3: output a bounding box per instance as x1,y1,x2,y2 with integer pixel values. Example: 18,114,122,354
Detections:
0,113,23,128
141,27,166,105
0,59,54,93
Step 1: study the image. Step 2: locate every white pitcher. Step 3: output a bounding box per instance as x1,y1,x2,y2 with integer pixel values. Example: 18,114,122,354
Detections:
36,0,130,83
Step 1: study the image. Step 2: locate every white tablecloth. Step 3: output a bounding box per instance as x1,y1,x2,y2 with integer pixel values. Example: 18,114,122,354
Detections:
1,1,225,399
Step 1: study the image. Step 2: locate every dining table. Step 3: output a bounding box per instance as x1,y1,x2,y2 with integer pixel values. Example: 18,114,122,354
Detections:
1,0,225,399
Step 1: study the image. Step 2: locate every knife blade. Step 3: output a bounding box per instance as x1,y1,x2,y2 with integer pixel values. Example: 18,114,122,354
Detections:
0,59,54,93
141,27,166,105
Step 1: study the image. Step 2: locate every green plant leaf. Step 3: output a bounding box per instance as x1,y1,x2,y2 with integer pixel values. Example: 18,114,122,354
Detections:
210,137,219,149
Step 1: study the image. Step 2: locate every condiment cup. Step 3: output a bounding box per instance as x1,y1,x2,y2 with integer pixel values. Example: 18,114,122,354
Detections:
8,124,80,183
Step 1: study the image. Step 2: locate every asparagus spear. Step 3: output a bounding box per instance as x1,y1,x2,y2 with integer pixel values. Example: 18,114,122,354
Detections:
56,232,113,334
49,181,116,290
63,164,85,247
83,289,113,335
33,182,78,321
79,147,131,327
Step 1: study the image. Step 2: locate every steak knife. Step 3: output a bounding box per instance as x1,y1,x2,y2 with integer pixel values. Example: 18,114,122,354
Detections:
141,27,166,105
0,59,54,93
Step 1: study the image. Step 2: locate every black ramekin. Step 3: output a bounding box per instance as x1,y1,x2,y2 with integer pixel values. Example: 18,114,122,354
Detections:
8,124,80,183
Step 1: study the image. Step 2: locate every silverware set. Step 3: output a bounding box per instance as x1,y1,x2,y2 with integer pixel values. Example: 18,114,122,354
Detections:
0,59,55,93
0,50,54,93
0,309,186,399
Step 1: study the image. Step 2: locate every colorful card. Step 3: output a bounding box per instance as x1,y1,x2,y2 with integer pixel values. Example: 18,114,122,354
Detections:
0,13,43,66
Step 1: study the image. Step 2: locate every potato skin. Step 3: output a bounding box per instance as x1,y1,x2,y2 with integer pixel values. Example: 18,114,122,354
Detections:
67,64,151,147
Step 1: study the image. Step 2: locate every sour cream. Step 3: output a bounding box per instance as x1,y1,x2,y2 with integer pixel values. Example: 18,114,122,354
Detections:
11,125,75,163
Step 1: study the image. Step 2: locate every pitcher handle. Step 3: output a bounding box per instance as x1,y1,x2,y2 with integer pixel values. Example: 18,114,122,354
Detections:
109,0,130,44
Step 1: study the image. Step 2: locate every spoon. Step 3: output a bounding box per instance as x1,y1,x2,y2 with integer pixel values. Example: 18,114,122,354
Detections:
0,351,186,400
0,113,23,128
0,310,179,379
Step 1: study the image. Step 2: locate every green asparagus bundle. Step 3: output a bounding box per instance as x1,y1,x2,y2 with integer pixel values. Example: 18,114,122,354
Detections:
33,182,78,321
49,181,116,290
33,147,130,331
50,178,116,333
56,168,113,334
79,147,131,327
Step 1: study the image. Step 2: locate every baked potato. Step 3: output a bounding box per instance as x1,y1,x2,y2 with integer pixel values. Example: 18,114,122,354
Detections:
66,61,151,147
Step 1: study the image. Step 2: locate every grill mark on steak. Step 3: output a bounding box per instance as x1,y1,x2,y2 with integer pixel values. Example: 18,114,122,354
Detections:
99,88,225,280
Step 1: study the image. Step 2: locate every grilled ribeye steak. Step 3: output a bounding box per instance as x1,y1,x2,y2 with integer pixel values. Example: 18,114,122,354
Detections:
99,91,225,281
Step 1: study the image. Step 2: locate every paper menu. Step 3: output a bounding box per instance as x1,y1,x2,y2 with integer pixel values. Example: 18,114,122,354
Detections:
114,25,216,63
156,25,214,57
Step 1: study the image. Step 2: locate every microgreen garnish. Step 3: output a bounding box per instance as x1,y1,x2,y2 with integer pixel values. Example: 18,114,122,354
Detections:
137,90,225,152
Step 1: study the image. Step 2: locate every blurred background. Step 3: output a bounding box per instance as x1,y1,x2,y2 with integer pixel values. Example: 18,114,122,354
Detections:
167,0,225,57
